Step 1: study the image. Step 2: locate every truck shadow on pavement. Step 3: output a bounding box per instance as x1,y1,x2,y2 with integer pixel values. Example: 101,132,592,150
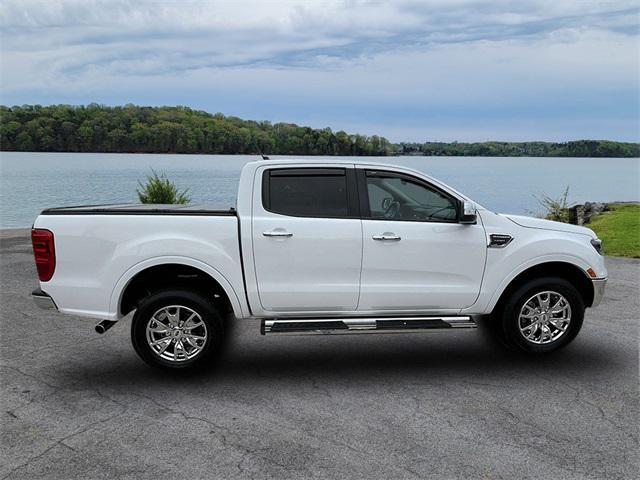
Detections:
57,327,622,391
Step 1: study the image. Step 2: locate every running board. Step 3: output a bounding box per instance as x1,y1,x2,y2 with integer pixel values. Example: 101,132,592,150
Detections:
261,316,476,335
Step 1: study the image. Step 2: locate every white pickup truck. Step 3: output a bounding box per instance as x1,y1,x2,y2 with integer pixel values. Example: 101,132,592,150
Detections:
31,159,607,369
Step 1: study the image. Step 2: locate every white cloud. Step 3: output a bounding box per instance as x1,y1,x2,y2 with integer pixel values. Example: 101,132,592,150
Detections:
0,0,638,141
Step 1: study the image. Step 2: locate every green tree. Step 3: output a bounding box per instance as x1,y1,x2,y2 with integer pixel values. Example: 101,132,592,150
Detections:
1,104,638,157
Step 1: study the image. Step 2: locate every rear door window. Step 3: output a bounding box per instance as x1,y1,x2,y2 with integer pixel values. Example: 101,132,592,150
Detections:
263,168,351,218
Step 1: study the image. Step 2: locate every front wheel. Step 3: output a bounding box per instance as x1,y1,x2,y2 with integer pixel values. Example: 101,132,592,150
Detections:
131,289,223,369
498,277,585,353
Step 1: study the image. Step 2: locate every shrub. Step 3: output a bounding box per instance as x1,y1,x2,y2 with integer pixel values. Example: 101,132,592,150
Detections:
137,169,190,204
535,186,573,223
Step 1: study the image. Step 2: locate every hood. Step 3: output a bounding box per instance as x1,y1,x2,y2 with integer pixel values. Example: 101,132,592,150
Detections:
504,214,596,238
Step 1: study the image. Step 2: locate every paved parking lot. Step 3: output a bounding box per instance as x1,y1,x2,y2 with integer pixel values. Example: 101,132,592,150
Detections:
1,229,638,479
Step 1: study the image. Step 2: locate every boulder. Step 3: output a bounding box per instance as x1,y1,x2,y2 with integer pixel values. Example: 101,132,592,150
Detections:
568,202,608,225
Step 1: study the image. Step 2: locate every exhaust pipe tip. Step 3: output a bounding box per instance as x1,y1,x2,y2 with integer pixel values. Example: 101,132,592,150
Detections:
95,320,117,334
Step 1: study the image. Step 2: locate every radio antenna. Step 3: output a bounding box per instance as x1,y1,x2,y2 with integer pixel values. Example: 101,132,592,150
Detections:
257,148,269,160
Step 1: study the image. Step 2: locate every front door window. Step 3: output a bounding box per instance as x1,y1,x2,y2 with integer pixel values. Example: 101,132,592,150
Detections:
365,171,458,222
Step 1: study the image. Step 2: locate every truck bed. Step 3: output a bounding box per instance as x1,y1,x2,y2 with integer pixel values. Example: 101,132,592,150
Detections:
40,203,236,216
33,208,247,320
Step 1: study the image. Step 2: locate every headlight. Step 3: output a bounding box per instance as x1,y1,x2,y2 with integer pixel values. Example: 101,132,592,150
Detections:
590,238,603,255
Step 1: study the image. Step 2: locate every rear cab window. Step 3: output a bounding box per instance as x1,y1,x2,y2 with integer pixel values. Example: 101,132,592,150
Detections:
262,168,358,218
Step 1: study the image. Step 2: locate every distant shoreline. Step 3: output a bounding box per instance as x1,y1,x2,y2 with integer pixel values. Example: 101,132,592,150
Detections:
0,228,30,239
2,151,639,159
2,104,639,158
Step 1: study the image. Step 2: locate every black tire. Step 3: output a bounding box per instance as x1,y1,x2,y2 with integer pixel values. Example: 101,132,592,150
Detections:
131,289,223,369
497,277,585,353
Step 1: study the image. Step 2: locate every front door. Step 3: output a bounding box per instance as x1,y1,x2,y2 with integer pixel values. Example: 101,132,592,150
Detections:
252,167,362,312
357,168,486,312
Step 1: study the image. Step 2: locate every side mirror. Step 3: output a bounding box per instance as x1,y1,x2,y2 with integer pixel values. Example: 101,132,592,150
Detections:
381,197,393,210
460,201,477,224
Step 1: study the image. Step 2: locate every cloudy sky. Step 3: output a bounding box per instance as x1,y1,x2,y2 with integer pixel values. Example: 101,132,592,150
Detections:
1,0,638,142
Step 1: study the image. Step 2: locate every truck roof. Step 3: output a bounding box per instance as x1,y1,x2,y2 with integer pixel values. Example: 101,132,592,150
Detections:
245,157,360,167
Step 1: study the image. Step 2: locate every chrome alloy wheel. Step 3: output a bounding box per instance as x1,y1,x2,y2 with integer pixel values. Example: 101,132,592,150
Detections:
518,291,572,345
145,305,208,362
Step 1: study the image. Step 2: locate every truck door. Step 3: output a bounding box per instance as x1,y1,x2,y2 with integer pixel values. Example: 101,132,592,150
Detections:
357,168,486,312
252,167,362,312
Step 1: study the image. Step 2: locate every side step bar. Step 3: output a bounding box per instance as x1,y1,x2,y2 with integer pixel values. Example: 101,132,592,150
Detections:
261,316,476,335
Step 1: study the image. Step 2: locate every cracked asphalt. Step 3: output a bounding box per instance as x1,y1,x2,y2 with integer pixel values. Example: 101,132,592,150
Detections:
0,229,638,479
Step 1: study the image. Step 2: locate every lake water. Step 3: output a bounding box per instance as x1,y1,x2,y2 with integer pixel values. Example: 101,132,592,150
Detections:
0,152,638,228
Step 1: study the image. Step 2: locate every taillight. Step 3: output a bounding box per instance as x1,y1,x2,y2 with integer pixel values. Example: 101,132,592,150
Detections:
31,229,55,281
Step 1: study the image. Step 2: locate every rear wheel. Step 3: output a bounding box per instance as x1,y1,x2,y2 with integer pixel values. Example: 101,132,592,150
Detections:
498,277,585,353
131,289,223,369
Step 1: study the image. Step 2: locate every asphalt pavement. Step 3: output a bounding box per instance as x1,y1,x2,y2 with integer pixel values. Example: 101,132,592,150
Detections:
0,229,638,479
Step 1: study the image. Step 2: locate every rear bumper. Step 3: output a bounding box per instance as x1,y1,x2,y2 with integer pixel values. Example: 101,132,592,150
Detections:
591,278,607,307
32,288,58,311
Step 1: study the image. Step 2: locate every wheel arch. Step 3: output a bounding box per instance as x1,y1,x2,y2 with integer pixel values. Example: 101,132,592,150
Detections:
489,261,594,316
110,257,246,319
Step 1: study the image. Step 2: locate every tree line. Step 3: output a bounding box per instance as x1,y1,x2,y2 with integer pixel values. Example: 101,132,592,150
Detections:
1,104,638,157
0,104,392,156
396,140,640,158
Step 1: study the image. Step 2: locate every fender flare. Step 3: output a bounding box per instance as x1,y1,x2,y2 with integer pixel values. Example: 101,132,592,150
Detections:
484,253,592,313
108,256,247,320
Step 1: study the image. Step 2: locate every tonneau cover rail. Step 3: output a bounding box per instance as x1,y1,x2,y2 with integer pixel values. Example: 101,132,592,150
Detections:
40,203,236,216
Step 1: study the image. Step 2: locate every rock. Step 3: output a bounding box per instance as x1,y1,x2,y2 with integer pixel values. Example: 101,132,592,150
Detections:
569,202,608,225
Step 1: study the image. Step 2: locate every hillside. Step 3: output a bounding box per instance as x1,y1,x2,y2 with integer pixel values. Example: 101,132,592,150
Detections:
1,105,638,157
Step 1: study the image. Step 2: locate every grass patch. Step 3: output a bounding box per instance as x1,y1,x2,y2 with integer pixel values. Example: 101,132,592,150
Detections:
588,204,640,258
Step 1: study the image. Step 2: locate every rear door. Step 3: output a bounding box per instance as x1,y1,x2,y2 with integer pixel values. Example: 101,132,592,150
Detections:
251,167,362,312
357,168,487,312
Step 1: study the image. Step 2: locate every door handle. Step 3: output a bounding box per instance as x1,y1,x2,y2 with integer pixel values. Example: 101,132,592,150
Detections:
372,234,401,241
263,231,293,237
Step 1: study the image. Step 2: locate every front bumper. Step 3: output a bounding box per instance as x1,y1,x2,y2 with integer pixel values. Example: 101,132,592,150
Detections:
591,278,607,307
32,288,58,311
